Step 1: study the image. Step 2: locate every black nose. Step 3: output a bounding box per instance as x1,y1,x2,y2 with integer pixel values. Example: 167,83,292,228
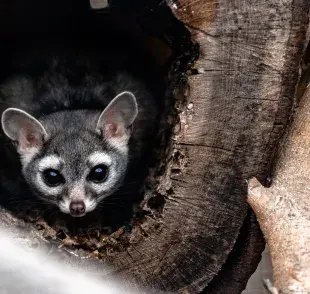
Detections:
69,201,86,216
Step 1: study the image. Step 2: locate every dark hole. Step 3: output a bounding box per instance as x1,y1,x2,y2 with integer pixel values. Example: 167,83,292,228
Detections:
0,0,195,258
56,230,67,240
0,0,172,235
147,194,166,210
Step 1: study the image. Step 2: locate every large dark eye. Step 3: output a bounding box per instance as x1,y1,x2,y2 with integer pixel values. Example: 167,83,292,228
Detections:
42,169,65,187
88,165,108,183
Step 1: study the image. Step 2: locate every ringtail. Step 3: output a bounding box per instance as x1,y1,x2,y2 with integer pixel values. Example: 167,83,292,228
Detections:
0,43,159,218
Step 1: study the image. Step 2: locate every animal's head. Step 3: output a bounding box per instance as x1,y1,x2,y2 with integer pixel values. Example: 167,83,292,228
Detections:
1,91,138,217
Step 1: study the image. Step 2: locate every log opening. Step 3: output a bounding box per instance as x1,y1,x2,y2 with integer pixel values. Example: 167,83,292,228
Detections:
0,0,201,284
0,0,179,231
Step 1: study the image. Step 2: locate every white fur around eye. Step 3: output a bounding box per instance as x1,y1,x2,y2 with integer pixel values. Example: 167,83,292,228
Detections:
36,172,63,196
34,155,64,197
89,165,119,197
86,153,122,196
38,155,63,172
35,172,63,198
88,152,112,167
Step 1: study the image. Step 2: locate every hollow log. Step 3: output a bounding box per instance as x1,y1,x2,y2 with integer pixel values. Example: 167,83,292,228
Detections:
0,0,309,293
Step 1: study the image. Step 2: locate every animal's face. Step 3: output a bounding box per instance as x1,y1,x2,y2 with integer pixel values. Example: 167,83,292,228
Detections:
23,131,128,217
1,91,138,217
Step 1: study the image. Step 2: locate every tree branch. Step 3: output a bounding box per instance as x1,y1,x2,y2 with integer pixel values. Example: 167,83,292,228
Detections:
248,85,310,293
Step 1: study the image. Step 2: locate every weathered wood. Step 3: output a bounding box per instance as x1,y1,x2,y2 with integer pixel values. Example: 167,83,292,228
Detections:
92,0,309,291
248,83,310,294
0,0,309,293
153,0,308,292
205,209,265,294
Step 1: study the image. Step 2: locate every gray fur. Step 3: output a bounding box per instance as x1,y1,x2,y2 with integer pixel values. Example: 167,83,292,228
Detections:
0,49,159,217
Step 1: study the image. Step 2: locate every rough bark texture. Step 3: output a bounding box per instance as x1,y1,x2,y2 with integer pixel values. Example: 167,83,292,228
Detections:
0,0,309,293
248,84,310,294
164,0,309,292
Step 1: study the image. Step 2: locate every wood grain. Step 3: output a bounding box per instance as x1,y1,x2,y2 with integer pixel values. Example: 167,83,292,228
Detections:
102,0,309,291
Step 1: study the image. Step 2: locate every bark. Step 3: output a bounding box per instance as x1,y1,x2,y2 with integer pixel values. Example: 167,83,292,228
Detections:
248,84,310,294
0,0,309,293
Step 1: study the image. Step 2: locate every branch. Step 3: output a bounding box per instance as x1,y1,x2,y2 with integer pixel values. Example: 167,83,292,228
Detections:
248,85,310,293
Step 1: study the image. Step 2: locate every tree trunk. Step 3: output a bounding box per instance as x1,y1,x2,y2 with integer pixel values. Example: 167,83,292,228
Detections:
0,0,309,293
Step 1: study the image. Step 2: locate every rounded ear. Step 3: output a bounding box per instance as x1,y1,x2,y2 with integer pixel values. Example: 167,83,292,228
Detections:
96,91,138,140
1,108,47,151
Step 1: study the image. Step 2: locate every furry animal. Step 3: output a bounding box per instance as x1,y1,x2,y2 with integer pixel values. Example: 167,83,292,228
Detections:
0,44,159,218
